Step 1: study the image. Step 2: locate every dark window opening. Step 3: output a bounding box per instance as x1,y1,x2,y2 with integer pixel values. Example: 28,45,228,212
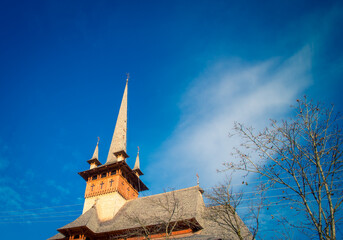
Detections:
111,171,116,175
74,235,79,239
101,173,107,178
92,175,97,180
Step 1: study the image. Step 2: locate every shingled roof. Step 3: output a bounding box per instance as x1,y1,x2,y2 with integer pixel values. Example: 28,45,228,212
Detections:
99,185,204,232
49,186,207,239
58,205,99,233
48,186,251,240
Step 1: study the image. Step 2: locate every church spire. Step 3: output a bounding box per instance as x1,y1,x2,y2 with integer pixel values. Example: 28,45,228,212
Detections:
133,146,143,177
106,77,129,163
87,137,101,169
133,146,140,170
91,137,100,160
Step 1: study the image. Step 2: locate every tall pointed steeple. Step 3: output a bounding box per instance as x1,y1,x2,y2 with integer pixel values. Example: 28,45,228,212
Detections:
106,77,129,163
79,75,148,221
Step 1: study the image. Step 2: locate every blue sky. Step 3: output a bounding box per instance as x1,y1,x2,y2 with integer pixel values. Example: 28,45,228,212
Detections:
0,0,342,239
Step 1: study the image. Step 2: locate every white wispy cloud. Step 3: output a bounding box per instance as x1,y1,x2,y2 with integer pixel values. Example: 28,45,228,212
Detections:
147,47,312,191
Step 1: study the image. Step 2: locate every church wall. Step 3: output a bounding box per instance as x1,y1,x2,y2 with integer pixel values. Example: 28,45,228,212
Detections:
84,173,119,198
82,169,139,222
83,191,127,221
116,174,138,199
84,172,138,200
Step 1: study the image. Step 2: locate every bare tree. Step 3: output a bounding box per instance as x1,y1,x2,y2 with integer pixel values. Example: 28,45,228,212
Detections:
114,190,194,240
225,97,343,239
149,190,187,239
204,177,264,240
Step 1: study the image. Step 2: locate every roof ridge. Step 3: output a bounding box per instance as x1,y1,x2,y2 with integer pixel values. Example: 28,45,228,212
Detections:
135,185,201,200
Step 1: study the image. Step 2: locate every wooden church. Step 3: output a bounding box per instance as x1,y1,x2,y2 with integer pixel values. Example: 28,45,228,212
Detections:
48,78,248,240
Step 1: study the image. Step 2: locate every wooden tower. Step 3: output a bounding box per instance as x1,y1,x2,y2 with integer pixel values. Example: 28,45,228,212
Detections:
79,78,148,221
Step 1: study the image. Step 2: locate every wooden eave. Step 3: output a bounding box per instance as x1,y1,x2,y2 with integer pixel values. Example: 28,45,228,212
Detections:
133,168,144,176
98,217,202,238
58,225,95,237
57,218,202,238
87,158,101,166
113,150,129,159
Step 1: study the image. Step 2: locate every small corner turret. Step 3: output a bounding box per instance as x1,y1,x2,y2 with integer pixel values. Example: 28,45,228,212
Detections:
87,137,101,169
133,146,143,177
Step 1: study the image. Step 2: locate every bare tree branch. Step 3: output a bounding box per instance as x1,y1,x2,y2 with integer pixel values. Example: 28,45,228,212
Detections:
224,97,343,239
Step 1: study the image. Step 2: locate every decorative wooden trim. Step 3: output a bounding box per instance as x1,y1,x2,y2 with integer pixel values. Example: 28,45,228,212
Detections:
84,173,138,199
